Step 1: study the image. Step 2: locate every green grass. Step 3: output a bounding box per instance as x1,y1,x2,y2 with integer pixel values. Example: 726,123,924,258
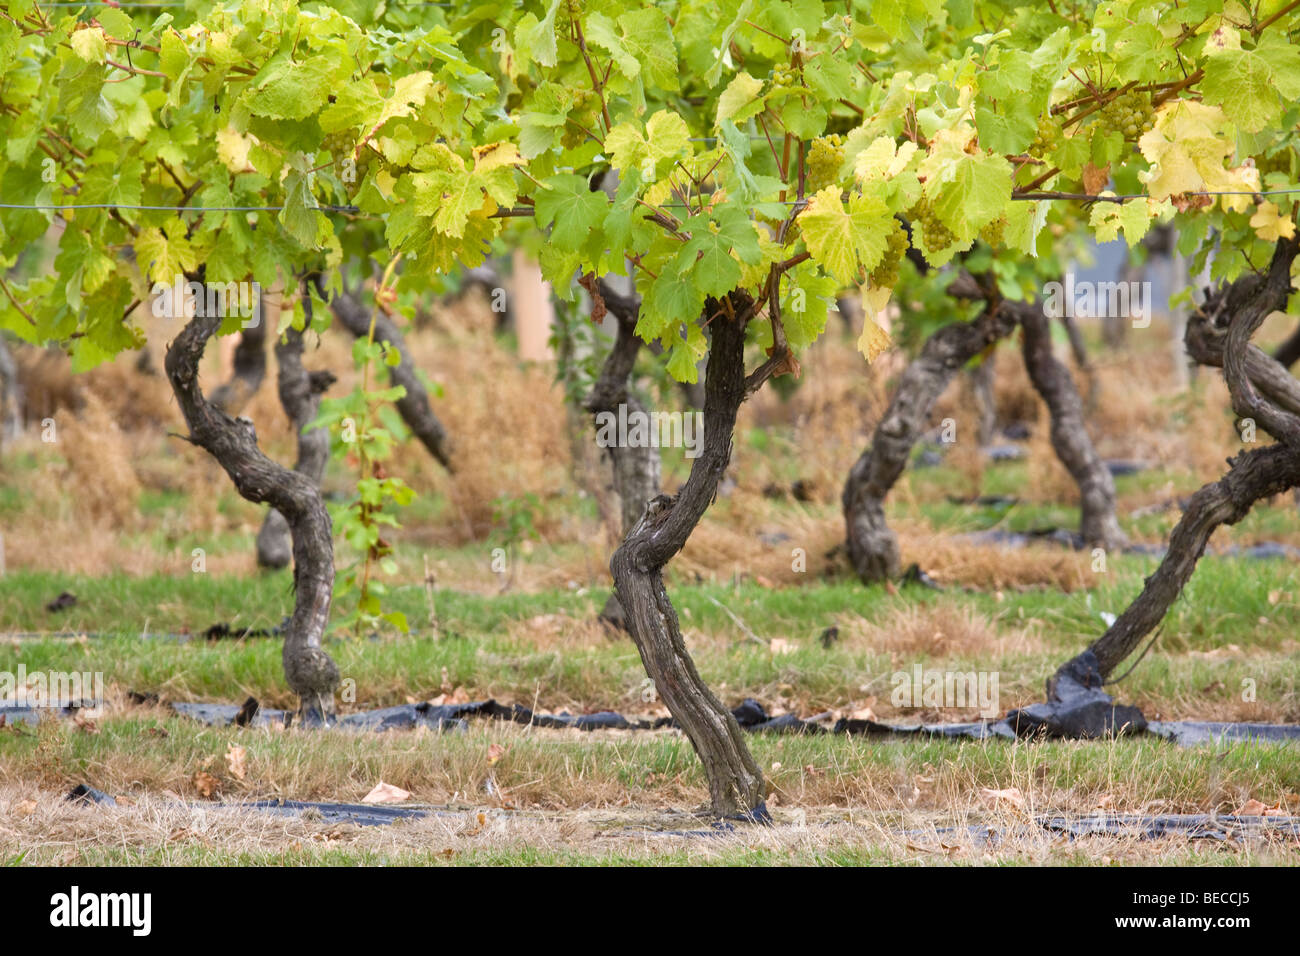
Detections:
1,551,1297,718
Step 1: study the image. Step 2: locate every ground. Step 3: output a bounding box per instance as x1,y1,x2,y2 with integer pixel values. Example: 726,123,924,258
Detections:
1,297,1298,864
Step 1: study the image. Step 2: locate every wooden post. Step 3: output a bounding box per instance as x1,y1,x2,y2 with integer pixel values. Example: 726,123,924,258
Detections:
513,248,555,362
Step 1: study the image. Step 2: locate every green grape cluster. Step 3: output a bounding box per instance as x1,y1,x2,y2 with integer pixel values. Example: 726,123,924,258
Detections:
560,90,596,149
1100,91,1154,141
912,199,953,253
554,0,582,43
805,134,845,192
1257,150,1293,178
321,131,354,159
771,64,801,90
354,145,381,179
979,216,1006,247
869,223,909,288
1029,114,1060,157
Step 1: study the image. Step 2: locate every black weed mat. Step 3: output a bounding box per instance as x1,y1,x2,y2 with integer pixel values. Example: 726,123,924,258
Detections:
10,691,1300,749
155,694,1300,749
897,814,1300,846
961,528,1300,560
240,799,440,827
6,694,1300,753
57,782,1300,841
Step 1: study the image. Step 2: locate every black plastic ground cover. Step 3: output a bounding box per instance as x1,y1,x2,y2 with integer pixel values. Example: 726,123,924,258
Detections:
10,693,1300,749
167,697,674,732
0,622,288,642
897,813,1300,847
150,694,1300,750
64,782,1296,839
241,799,432,827
961,528,1300,561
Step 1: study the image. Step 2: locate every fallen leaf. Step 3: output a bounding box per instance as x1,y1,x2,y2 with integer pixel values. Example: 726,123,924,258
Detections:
14,799,37,817
192,771,220,799
225,744,247,781
1234,799,1268,816
362,781,411,804
980,787,1026,809
486,743,507,765
73,714,98,734
769,638,796,656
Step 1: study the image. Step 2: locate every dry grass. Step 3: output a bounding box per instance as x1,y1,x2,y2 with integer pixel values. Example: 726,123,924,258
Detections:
5,295,1300,582
4,784,1295,865
840,602,1043,658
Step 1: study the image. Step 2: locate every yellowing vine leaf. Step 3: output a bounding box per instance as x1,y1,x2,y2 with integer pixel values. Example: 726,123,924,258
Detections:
1137,101,1255,205
715,72,766,127
854,137,917,182
798,187,892,285
1250,201,1297,241
856,308,892,363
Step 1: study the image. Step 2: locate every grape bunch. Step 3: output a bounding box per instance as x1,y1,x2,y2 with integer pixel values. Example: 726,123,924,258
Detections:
1100,91,1154,141
805,134,845,192
1257,150,1293,178
320,131,355,161
554,0,582,43
912,199,954,254
560,91,595,149
869,223,910,288
1029,114,1060,158
979,215,1006,247
771,64,802,90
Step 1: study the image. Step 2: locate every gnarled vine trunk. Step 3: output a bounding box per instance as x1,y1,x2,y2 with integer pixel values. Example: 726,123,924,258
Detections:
208,297,267,415
967,356,997,447
844,286,1124,581
317,275,454,472
1273,320,1300,370
610,300,766,818
1053,237,1300,688
0,337,22,447
1013,300,1125,552
257,287,337,569
165,298,339,720
843,294,1020,581
584,280,661,631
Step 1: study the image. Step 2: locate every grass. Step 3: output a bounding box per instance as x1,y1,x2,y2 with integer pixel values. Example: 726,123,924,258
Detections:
0,554,1296,719
3,720,1297,865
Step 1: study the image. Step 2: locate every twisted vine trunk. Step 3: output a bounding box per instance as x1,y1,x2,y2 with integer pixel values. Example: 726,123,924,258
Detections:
165,299,339,720
584,280,661,631
1054,237,1300,687
0,337,22,446
610,304,765,818
1273,321,1300,370
843,298,1020,581
208,297,267,415
967,356,997,447
257,288,337,569
1058,311,1098,411
1014,300,1125,551
317,276,454,472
